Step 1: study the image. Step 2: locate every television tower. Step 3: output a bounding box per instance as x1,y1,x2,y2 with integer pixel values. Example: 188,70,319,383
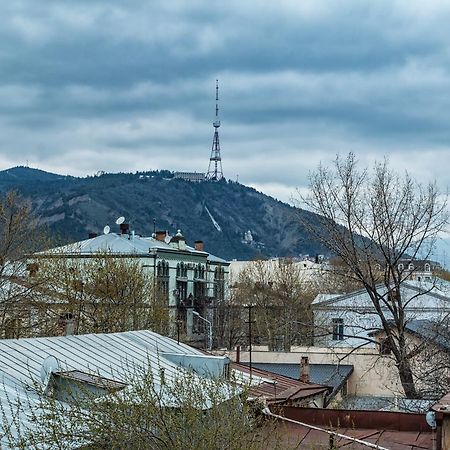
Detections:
206,79,223,181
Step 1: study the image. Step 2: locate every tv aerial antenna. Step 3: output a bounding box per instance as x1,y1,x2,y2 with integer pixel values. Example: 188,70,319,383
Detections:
103,225,110,235
116,216,125,225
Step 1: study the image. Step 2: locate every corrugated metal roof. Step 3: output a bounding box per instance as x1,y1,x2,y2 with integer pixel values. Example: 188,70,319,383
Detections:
0,330,239,448
242,362,353,399
234,363,331,404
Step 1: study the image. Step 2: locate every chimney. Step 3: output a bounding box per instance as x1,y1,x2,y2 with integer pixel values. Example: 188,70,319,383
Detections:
88,232,98,239
300,356,310,383
235,345,240,363
194,240,204,251
65,319,75,336
155,230,166,242
120,223,129,235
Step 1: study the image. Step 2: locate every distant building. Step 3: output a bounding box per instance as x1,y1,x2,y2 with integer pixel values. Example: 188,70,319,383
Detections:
173,172,206,182
397,258,441,282
312,280,450,348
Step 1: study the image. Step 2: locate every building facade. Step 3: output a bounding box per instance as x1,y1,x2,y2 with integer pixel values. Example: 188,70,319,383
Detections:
30,225,230,344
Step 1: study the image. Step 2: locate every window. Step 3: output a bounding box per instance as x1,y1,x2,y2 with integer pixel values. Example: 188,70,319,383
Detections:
214,266,225,301
424,263,431,272
408,263,414,271
194,264,205,280
157,261,169,300
176,280,188,304
398,263,404,271
332,318,344,341
176,262,187,278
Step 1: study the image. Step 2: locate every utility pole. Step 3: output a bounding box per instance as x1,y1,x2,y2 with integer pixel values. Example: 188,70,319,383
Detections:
244,303,256,379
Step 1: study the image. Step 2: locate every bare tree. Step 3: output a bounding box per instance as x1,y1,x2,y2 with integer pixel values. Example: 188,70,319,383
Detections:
232,258,315,351
0,191,52,338
1,365,289,450
303,153,448,398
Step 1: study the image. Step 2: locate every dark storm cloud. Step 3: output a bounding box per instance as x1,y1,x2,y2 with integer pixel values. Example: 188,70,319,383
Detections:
0,0,449,205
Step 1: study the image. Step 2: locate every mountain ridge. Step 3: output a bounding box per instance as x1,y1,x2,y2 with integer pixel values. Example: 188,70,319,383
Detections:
0,166,328,260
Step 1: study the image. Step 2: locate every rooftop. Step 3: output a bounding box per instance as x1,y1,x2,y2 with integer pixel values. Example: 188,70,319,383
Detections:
35,232,228,264
243,362,353,400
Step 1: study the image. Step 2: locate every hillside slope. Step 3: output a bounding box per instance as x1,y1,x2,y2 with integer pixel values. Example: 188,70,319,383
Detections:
0,167,327,260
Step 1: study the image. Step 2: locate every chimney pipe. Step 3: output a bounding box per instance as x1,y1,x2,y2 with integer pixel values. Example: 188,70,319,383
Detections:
155,230,166,242
120,223,129,234
194,240,204,251
300,356,310,383
88,232,98,239
236,345,240,363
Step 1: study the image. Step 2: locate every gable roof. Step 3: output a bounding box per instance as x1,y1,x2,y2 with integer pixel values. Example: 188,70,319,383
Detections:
370,319,450,352
312,280,450,309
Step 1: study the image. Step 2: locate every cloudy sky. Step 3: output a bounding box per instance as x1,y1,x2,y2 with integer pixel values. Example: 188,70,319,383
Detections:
0,1,449,248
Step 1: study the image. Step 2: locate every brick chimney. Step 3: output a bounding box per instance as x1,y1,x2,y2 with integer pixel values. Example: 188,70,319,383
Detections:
300,356,310,383
120,223,129,234
155,230,166,242
88,232,98,239
194,240,204,251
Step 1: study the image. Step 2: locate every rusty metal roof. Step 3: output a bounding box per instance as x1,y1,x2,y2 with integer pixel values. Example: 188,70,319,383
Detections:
270,406,433,449
232,362,331,404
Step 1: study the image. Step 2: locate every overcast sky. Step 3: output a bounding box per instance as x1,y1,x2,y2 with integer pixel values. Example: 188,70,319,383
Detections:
0,2,449,232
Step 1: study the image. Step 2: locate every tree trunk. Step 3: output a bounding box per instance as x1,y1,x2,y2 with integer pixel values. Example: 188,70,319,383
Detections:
397,358,419,399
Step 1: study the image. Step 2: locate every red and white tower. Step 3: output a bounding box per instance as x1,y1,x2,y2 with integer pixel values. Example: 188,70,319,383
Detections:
206,80,224,181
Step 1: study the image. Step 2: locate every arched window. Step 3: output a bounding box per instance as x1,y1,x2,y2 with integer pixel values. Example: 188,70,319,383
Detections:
408,263,414,271
194,264,206,301
176,262,187,278
157,260,169,300
398,263,404,271
194,264,205,279
214,266,225,301
424,263,431,272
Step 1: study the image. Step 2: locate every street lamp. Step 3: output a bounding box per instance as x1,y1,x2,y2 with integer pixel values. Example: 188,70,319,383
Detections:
192,311,213,351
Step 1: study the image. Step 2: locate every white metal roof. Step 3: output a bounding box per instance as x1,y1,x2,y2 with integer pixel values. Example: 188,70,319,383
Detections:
312,280,450,308
0,330,238,448
35,233,228,264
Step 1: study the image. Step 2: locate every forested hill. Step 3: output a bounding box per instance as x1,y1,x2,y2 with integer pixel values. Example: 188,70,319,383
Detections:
0,166,328,260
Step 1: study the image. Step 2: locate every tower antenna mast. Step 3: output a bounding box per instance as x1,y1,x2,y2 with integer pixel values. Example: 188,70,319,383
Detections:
206,79,223,181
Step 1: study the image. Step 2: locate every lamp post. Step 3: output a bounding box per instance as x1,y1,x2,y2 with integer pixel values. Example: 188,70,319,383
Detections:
192,311,213,351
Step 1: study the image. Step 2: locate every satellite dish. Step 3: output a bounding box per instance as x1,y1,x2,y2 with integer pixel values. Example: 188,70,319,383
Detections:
116,216,125,225
426,411,437,428
103,225,110,235
40,355,60,388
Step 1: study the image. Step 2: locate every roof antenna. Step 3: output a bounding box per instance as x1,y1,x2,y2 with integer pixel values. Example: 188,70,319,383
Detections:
153,218,156,235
